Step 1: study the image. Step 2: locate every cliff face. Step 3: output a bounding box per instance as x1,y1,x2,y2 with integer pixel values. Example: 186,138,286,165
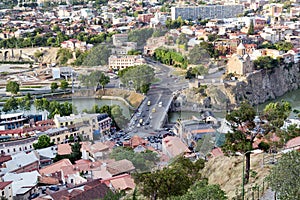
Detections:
226,63,300,105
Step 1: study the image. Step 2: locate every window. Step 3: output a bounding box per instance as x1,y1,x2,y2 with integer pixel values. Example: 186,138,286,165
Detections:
19,147,22,151
2,191,4,196
30,145,32,148
7,149,10,153
13,148,16,152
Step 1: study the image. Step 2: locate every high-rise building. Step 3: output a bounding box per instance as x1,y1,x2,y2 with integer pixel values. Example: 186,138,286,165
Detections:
171,5,244,21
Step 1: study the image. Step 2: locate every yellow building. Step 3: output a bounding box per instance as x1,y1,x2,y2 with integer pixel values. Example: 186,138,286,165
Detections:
227,43,253,76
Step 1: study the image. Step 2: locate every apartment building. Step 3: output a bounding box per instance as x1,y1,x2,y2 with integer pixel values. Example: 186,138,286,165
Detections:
0,181,13,200
108,55,146,70
171,5,244,21
54,113,111,133
0,113,28,130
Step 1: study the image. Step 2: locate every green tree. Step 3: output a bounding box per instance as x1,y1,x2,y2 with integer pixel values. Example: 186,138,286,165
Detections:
135,156,204,200
176,33,189,45
6,81,20,94
33,135,54,149
247,19,254,35
274,41,293,52
263,101,292,130
17,97,31,111
82,44,112,66
50,82,59,93
128,28,154,46
110,147,158,172
172,179,227,200
60,80,69,91
222,102,256,184
119,65,155,93
57,48,73,65
268,151,300,200
2,97,18,113
99,73,110,90
253,56,279,70
69,142,82,163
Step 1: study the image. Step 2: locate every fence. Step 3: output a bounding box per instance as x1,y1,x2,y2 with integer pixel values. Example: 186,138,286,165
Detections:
233,179,269,200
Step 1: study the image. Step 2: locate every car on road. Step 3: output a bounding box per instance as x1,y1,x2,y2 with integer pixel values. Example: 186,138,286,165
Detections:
49,186,59,191
29,193,39,199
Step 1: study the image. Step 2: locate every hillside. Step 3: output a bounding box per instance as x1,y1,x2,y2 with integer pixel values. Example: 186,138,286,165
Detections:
202,153,273,199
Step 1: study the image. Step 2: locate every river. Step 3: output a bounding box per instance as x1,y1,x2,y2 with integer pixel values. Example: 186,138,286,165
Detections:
1,98,132,119
168,88,300,123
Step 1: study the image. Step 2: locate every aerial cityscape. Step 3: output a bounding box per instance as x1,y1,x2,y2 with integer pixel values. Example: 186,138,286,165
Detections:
0,0,299,199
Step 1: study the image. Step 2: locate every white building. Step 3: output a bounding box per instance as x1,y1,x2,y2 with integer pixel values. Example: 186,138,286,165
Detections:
171,5,244,21
108,55,146,70
0,181,13,200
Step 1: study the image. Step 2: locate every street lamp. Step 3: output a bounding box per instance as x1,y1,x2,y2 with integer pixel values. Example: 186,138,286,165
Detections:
242,150,255,200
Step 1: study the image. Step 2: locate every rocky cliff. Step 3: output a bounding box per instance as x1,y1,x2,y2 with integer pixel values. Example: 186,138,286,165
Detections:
225,63,300,105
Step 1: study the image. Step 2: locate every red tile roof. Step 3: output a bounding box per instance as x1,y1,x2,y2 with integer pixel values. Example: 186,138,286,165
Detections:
49,179,109,200
0,181,12,190
0,155,12,163
286,136,300,150
211,148,224,157
39,159,72,175
101,174,135,191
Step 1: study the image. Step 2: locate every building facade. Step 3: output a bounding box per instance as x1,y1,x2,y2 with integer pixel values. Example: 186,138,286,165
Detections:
0,181,13,200
108,55,146,70
171,5,244,21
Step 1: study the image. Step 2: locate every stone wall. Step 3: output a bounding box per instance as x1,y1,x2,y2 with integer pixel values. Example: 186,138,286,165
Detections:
226,63,300,105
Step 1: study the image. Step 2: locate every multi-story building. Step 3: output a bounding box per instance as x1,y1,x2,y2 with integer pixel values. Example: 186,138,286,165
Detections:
0,113,29,130
54,113,111,133
171,5,244,21
112,34,129,46
108,55,146,70
0,181,13,200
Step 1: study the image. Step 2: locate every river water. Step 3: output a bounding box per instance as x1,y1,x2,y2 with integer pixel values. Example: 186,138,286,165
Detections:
168,88,300,123
2,89,299,121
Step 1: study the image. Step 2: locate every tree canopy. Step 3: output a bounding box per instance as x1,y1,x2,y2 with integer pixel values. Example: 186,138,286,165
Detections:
60,80,69,91
153,48,188,69
253,56,279,70
134,156,205,200
268,151,300,200
222,102,257,183
263,101,292,130
119,65,155,93
6,81,20,94
172,179,227,200
34,98,76,119
188,44,210,65
51,82,59,93
82,44,112,66
128,28,154,47
274,41,293,52
33,135,54,150
110,147,159,172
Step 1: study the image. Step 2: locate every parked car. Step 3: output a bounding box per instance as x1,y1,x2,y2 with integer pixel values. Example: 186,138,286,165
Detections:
29,193,39,199
49,186,59,191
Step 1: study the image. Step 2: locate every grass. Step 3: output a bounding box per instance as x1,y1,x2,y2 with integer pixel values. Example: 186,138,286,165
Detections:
151,78,161,84
96,88,144,109
127,92,144,108
202,153,272,199
172,68,186,76
21,85,43,89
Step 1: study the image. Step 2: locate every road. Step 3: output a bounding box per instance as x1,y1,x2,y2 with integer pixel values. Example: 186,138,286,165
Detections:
126,58,189,137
